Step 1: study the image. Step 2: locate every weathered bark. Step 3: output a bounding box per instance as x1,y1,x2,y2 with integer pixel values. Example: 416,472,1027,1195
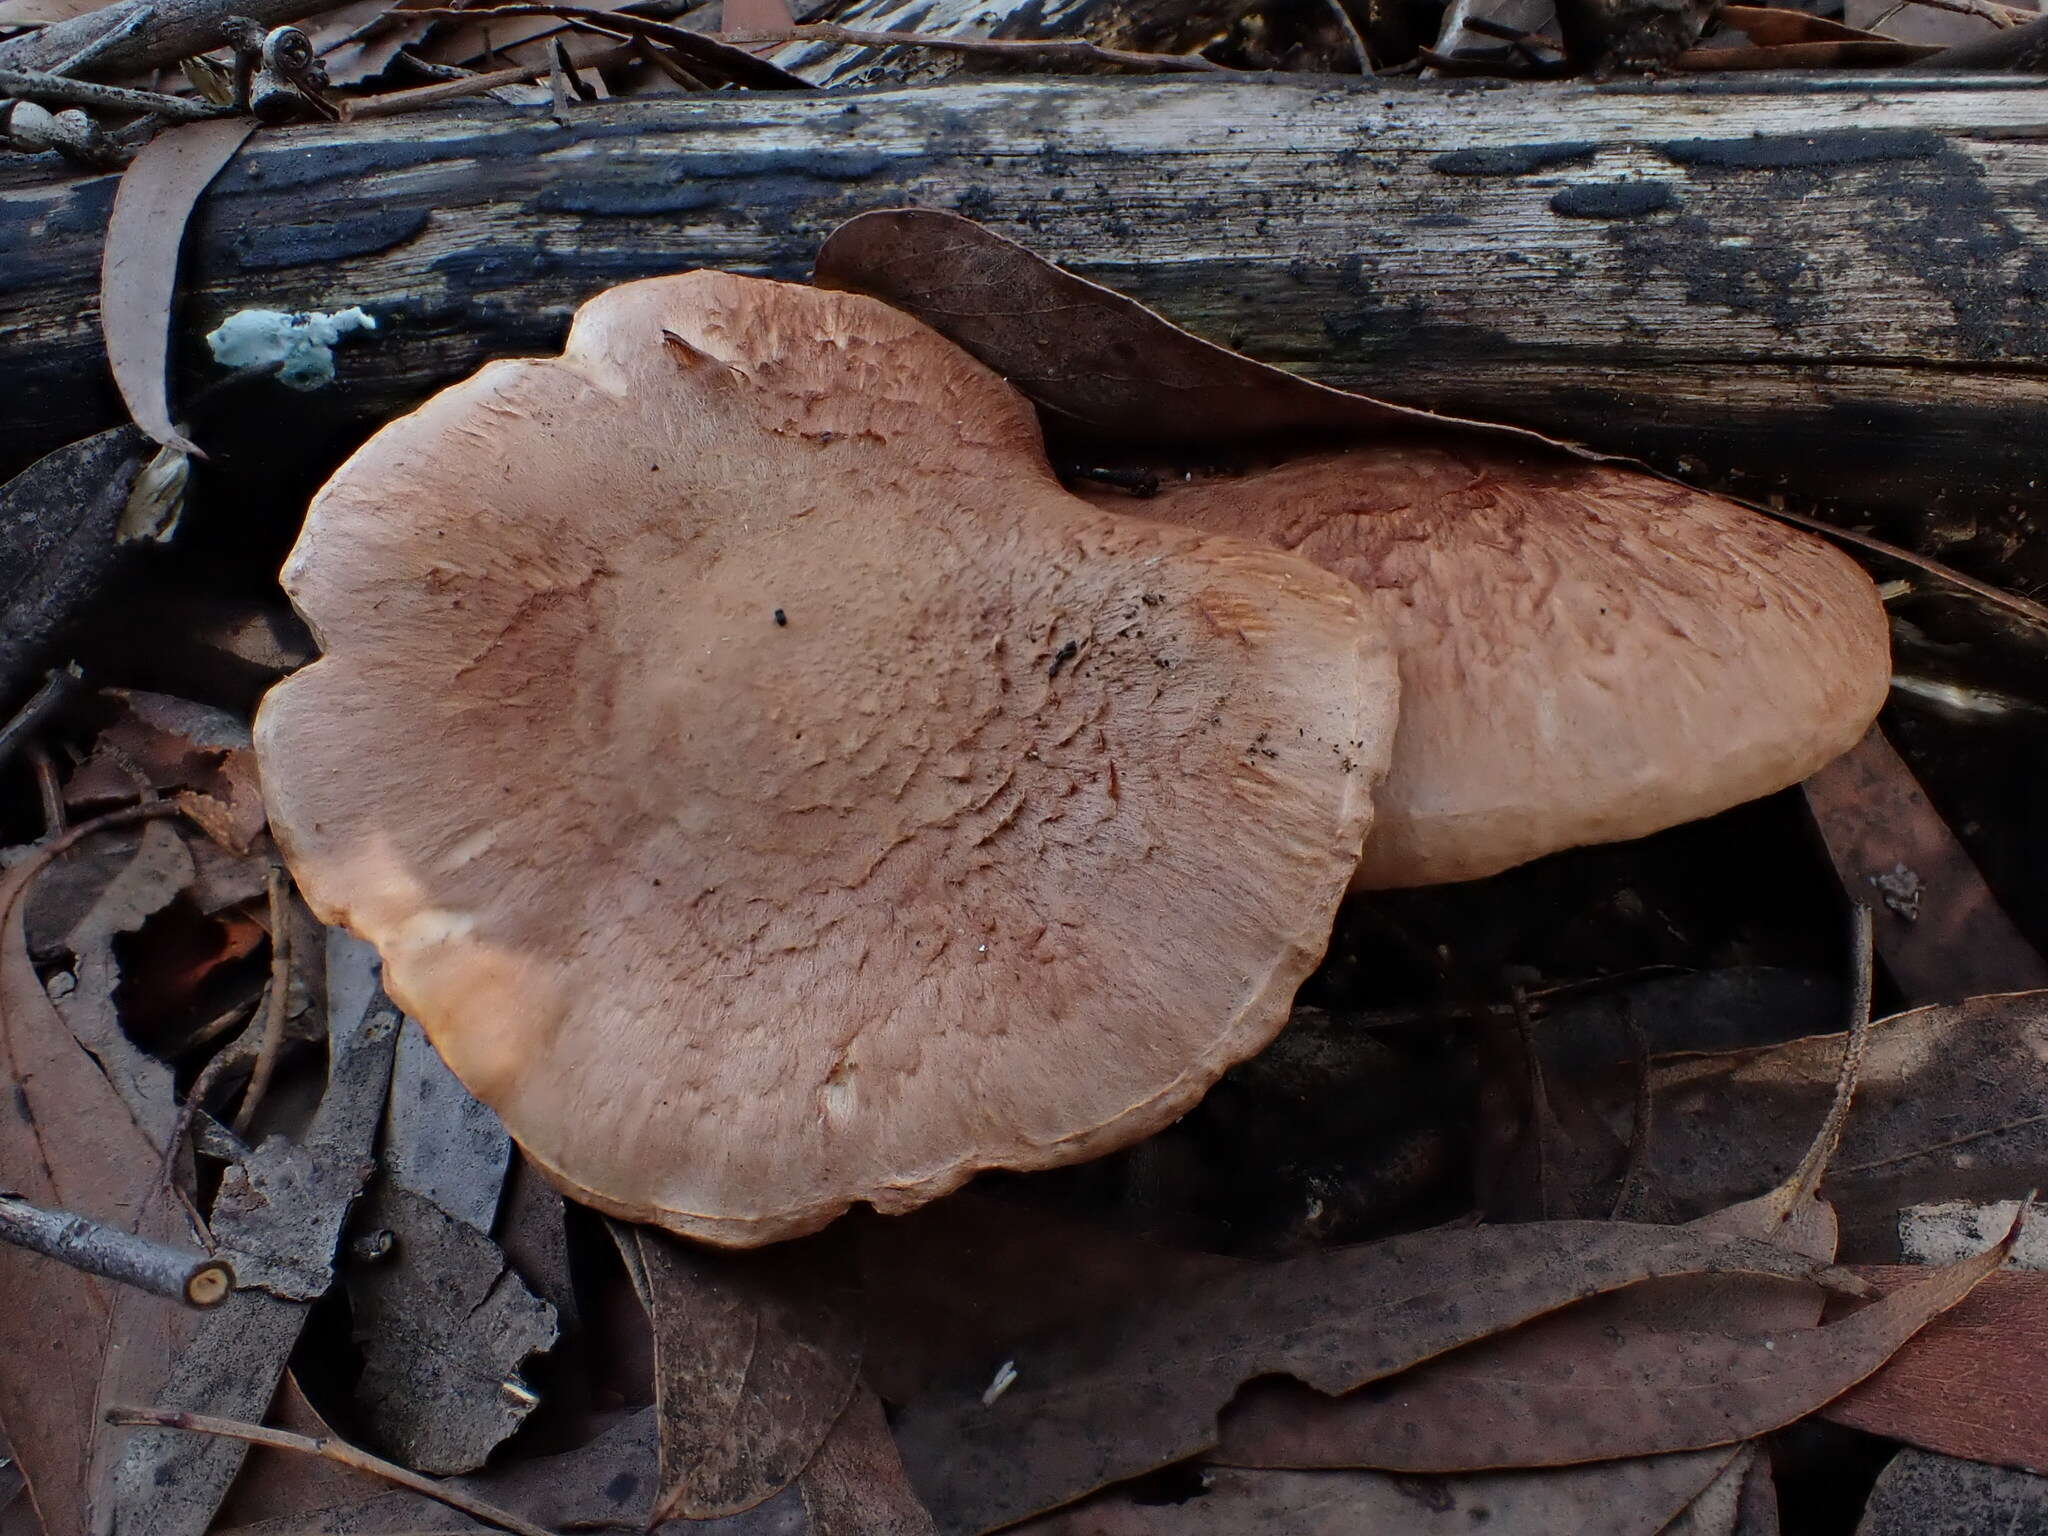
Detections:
5,74,2048,584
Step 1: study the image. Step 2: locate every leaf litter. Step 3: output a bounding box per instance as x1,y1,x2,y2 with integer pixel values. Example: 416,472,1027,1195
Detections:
0,803,198,1536
619,1221,863,1522
1210,1224,2012,1474
892,1220,1870,1533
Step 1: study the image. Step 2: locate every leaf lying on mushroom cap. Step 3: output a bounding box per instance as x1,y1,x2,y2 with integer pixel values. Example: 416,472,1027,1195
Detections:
819,214,1889,890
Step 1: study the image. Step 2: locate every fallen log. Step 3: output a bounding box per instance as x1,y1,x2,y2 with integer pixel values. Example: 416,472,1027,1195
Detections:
5,73,2048,585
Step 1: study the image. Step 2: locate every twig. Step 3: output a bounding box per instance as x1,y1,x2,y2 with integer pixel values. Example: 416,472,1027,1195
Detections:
167,991,260,1060
1903,0,2030,26
1835,1109,2048,1176
231,864,291,1136
341,41,630,118
0,662,83,774
103,1408,560,1536
1509,984,1552,1219
47,3,155,75
1608,1008,1654,1221
24,744,65,836
1783,902,1874,1208
1322,0,1371,70
636,36,709,88
0,1193,232,1306
0,65,225,119
388,50,481,80
10,803,179,873
161,1005,255,1189
1461,13,1557,45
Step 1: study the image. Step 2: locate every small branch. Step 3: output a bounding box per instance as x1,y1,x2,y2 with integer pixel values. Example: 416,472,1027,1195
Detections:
1608,1009,1654,1222
1902,0,2031,26
47,4,156,75
1836,1109,2048,1176
104,1408,560,1536
1509,984,1552,1219
1783,902,1875,1208
341,41,629,118
24,743,65,836
0,1193,232,1307
0,66,226,119
0,662,83,775
161,1007,254,1190
1322,0,1372,71
636,37,710,89
231,864,292,1136
166,991,260,1060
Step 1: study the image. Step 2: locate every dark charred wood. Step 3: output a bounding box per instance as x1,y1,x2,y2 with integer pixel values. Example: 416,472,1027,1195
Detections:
5,75,2048,589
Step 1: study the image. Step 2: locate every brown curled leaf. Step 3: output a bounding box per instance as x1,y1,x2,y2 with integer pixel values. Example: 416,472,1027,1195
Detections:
101,118,256,457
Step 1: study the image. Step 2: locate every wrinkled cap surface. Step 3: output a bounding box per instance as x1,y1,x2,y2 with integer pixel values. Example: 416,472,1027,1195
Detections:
1090,445,1890,889
256,274,1398,1246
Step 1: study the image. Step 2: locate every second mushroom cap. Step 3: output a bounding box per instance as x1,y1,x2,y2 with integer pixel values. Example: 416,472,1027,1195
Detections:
1086,444,1891,888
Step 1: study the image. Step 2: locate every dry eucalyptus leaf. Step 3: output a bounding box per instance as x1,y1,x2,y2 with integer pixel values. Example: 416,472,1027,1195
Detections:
0,809,199,1536
210,1410,809,1535
1802,728,2048,1006
1660,1444,1774,1536
48,816,194,1144
1211,1223,2010,1472
722,0,796,31
0,0,112,20
101,119,257,457
1015,1452,1744,1536
813,208,1568,456
626,1226,862,1522
1714,4,1904,43
798,1388,935,1536
1626,992,2048,1254
1206,1179,1840,1475
1823,1266,2048,1472
0,426,149,702
894,1221,1866,1534
66,690,266,855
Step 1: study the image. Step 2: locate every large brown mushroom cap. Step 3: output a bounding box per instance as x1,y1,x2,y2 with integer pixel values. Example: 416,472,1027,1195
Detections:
256,274,1397,1246
1092,445,1890,889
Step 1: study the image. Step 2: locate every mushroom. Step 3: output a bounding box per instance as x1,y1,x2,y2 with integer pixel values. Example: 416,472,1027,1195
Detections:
1083,443,1890,889
255,273,1399,1247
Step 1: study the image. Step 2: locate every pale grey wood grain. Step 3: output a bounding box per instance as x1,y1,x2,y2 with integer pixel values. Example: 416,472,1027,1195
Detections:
4,75,2047,580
